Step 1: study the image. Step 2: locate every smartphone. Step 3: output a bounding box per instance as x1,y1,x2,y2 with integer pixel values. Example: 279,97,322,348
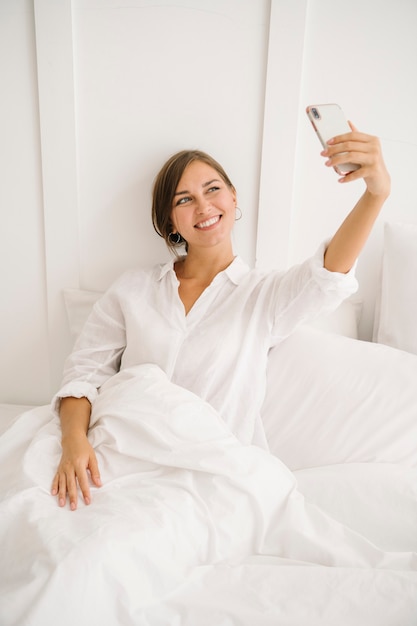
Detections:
306,103,360,175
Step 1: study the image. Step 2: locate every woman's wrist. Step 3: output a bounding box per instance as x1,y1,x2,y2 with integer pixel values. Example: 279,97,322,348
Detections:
61,428,89,444
59,396,92,441
363,186,390,205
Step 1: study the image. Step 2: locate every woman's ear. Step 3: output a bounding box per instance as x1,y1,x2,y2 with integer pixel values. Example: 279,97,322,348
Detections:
168,214,177,234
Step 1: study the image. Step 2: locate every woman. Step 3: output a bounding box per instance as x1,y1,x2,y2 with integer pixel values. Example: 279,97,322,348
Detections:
52,125,390,510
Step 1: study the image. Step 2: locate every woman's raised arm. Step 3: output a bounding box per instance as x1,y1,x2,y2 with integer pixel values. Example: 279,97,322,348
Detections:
322,124,390,274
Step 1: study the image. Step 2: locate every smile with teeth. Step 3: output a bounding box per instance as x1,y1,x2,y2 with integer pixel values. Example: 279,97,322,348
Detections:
195,215,221,229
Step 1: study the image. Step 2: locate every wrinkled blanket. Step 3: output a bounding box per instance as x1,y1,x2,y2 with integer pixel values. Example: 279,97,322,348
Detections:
1,365,416,626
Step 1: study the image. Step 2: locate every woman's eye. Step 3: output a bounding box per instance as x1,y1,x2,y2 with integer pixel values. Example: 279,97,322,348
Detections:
208,186,220,193
176,196,191,206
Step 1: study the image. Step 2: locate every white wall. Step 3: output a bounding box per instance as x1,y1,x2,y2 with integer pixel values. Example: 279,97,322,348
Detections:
291,0,417,340
0,0,50,404
1,0,416,404
0,0,270,404
257,0,417,340
73,0,269,289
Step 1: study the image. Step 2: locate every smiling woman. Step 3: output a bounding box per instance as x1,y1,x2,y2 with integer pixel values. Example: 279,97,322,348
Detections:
169,160,239,312
52,134,390,510
152,149,236,254
172,162,236,245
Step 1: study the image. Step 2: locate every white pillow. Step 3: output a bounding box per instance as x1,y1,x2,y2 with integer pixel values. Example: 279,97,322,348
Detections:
306,296,362,339
373,221,417,354
63,289,102,342
262,326,417,470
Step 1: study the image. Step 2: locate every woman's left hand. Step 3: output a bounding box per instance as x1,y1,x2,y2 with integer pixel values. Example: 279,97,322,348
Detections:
321,122,391,199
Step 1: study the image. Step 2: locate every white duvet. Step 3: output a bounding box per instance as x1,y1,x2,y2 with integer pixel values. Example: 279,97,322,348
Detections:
1,364,416,626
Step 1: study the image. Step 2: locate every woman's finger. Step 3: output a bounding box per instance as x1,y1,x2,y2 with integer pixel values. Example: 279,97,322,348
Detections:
51,473,59,496
88,452,102,488
325,150,372,170
64,469,78,511
57,472,68,508
323,139,373,160
77,467,92,506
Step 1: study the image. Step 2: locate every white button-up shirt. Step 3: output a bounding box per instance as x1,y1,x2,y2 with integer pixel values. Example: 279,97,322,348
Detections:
54,243,357,447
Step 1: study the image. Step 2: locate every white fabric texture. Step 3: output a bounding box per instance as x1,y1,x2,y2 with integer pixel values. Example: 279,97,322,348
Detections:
295,463,417,552
1,365,416,626
262,326,417,469
54,245,357,446
373,221,417,354
0,403,33,435
64,289,362,342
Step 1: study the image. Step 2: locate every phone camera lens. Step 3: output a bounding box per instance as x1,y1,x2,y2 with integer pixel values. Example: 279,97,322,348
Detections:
312,108,320,120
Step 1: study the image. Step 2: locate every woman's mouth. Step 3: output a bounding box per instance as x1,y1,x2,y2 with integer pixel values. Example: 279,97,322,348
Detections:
195,215,221,230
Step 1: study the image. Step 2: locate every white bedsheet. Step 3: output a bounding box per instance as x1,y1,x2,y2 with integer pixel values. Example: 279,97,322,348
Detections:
0,365,416,626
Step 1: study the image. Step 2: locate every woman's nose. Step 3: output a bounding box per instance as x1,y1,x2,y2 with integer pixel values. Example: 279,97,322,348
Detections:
196,195,211,214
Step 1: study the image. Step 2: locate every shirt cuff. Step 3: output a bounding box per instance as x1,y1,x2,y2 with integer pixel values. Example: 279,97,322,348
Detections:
51,382,99,418
311,239,359,295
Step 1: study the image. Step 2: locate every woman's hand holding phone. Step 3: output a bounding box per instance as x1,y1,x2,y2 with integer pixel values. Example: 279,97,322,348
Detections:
322,123,391,197
307,104,390,198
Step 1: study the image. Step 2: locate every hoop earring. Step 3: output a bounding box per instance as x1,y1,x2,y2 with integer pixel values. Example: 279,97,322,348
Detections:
168,232,182,245
235,206,242,221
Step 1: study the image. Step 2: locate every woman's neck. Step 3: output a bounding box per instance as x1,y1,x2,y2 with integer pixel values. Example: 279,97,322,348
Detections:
175,245,235,283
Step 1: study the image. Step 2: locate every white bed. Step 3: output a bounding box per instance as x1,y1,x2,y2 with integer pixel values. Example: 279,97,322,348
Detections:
3,0,417,619
1,317,417,625
1,222,417,625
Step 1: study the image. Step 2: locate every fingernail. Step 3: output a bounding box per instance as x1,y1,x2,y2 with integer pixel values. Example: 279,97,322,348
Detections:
85,497,90,506
59,498,65,507
70,502,76,511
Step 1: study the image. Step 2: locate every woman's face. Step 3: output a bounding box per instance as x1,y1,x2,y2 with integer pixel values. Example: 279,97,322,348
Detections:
170,160,237,252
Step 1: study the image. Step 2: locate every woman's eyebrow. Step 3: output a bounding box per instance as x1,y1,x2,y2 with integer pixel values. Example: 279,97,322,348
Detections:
174,179,221,197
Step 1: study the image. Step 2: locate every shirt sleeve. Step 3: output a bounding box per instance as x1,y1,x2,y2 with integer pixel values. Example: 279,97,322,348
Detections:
51,278,127,416
269,239,358,344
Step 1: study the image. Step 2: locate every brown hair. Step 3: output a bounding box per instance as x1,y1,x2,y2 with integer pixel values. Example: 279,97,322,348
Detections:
152,149,235,254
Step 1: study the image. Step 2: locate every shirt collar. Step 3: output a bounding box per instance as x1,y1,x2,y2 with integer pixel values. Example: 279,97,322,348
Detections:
223,256,250,285
155,258,176,281
155,255,250,285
